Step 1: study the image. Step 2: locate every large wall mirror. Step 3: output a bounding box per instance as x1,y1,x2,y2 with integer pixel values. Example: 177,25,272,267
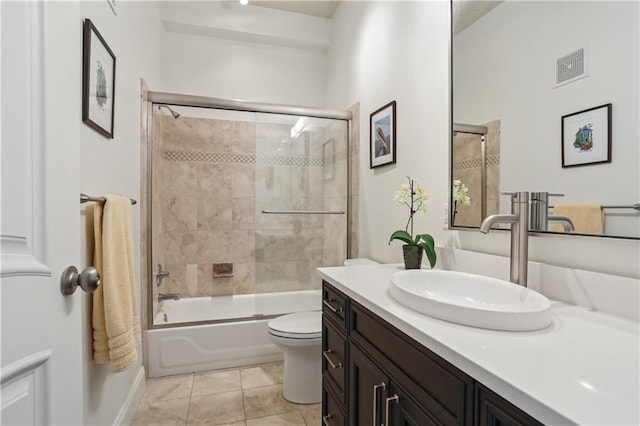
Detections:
450,0,639,239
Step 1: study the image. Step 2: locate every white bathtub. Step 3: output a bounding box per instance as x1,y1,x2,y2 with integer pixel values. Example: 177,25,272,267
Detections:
146,290,321,377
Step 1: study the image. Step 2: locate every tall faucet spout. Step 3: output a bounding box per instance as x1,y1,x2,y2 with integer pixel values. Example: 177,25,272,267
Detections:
479,192,529,286
480,214,519,234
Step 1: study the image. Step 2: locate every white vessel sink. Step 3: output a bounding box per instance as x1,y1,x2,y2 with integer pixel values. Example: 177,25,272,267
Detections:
389,270,552,331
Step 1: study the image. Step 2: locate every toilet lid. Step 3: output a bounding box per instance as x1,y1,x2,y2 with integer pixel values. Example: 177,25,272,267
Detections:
268,311,322,339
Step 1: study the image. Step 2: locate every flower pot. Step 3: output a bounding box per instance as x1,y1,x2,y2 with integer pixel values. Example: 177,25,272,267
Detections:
402,245,423,269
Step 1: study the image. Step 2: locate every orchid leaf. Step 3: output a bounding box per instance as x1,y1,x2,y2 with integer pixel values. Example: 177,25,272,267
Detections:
415,233,436,268
418,242,437,268
389,230,414,246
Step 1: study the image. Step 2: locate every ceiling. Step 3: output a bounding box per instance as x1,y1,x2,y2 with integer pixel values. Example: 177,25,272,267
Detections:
251,0,341,19
453,0,502,35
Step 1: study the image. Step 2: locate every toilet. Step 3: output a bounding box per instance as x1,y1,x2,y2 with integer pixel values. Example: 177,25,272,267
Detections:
267,260,377,404
268,311,322,404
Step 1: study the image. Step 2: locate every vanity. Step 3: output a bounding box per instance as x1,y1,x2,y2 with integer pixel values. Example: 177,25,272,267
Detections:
318,261,639,425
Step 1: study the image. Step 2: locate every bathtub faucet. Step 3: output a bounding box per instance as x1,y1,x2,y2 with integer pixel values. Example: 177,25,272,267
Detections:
158,293,181,302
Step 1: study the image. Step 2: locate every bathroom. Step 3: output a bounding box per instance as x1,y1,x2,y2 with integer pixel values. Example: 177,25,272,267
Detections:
0,0,638,425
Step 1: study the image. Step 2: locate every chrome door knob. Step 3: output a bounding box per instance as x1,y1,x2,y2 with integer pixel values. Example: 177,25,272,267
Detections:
60,266,101,295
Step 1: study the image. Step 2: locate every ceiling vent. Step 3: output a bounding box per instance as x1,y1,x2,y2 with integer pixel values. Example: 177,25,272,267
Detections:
555,47,588,88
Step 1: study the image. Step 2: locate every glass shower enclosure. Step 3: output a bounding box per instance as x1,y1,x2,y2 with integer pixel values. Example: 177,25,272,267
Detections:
146,95,350,328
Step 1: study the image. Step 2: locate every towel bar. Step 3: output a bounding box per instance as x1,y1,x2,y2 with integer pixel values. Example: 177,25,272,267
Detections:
80,193,137,205
548,203,639,211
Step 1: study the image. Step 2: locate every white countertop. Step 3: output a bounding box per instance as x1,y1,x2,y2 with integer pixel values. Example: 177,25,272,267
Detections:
318,263,640,426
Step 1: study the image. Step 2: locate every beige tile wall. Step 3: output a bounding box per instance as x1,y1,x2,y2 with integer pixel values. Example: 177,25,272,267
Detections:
452,120,500,227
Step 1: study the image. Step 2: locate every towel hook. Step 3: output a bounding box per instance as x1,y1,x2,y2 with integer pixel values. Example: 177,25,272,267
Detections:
60,265,101,295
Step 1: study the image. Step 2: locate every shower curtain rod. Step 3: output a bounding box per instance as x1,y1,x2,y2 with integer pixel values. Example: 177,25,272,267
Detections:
148,91,352,121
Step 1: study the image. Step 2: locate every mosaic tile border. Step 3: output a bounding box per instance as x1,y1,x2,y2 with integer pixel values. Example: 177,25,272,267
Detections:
164,150,324,167
454,154,500,170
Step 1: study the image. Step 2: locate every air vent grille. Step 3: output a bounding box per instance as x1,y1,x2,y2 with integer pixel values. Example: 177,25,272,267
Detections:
555,48,587,87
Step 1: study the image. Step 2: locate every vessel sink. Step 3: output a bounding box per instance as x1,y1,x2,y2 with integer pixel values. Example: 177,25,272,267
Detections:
389,270,552,331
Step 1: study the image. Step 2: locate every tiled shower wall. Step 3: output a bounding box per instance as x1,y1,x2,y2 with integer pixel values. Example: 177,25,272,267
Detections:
152,112,257,302
151,110,348,313
452,120,500,227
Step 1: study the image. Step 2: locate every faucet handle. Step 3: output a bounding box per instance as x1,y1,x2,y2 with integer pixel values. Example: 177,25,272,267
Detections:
500,191,529,202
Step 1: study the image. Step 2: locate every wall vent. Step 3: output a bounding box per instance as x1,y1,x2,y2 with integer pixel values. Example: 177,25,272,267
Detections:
555,47,588,88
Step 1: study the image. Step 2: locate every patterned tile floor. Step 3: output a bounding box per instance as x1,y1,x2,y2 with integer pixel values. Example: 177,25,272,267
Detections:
132,361,321,425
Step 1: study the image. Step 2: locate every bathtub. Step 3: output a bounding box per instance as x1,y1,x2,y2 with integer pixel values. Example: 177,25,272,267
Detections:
146,290,321,377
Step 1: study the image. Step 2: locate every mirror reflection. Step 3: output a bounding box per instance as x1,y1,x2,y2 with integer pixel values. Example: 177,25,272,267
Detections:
451,0,640,239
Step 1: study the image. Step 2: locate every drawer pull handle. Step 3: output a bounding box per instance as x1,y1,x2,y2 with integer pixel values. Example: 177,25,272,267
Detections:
322,414,332,425
322,350,343,369
323,298,343,314
372,382,386,426
385,394,399,426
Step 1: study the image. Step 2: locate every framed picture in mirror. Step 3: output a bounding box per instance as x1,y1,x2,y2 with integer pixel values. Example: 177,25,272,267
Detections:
561,103,611,168
370,101,396,168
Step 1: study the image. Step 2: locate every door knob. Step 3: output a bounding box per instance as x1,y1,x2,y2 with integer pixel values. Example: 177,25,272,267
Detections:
60,266,101,295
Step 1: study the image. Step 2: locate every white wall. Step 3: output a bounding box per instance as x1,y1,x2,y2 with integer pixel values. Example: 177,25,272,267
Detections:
326,1,639,279
326,1,451,264
454,1,639,237
72,1,162,424
160,31,328,107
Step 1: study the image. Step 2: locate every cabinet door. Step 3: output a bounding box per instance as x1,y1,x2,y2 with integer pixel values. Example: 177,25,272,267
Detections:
349,344,389,426
388,383,440,426
476,384,543,426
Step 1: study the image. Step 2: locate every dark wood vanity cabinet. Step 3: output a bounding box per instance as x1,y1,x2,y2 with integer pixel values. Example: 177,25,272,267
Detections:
322,281,542,426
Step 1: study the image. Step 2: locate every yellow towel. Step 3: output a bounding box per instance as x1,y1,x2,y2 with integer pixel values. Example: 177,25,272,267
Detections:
551,203,604,235
93,195,141,372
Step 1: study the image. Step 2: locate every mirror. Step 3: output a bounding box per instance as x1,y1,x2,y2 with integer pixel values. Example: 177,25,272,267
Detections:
451,0,640,239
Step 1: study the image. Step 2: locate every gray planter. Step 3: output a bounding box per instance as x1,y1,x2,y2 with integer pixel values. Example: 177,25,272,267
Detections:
402,245,423,269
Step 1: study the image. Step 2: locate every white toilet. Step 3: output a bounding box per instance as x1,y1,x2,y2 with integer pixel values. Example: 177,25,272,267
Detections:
267,311,322,404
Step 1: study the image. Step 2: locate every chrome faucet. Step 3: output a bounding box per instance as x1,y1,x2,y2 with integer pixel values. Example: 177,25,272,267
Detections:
480,192,529,286
156,264,170,286
158,293,180,302
530,192,575,232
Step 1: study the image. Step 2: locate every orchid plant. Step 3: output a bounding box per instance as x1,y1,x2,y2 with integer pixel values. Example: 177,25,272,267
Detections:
388,176,437,268
452,179,471,225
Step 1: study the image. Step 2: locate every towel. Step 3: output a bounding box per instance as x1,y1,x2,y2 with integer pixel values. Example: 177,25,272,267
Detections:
551,203,604,235
92,194,141,372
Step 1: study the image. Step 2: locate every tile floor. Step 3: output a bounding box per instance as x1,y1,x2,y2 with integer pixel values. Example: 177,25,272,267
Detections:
132,361,321,425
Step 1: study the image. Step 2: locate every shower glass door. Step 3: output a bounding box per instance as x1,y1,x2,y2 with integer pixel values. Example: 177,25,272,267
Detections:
150,105,259,325
253,113,348,313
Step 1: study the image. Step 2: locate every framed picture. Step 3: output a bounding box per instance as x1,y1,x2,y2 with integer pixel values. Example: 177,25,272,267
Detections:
82,19,116,138
370,101,396,168
323,139,335,180
561,103,611,168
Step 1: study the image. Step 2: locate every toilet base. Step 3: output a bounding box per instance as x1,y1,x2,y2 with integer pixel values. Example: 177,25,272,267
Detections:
281,344,321,404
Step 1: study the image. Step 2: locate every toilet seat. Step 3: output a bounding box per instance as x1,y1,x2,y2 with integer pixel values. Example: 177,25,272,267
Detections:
268,311,322,339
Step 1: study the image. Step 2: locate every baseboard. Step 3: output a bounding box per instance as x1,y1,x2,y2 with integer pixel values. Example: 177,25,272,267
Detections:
114,366,146,425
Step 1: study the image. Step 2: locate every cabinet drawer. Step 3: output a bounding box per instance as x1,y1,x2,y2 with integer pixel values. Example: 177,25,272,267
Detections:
350,302,473,425
323,385,346,426
322,282,347,330
322,317,347,403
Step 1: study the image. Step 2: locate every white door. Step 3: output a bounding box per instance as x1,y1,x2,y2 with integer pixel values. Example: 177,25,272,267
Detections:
1,2,84,424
